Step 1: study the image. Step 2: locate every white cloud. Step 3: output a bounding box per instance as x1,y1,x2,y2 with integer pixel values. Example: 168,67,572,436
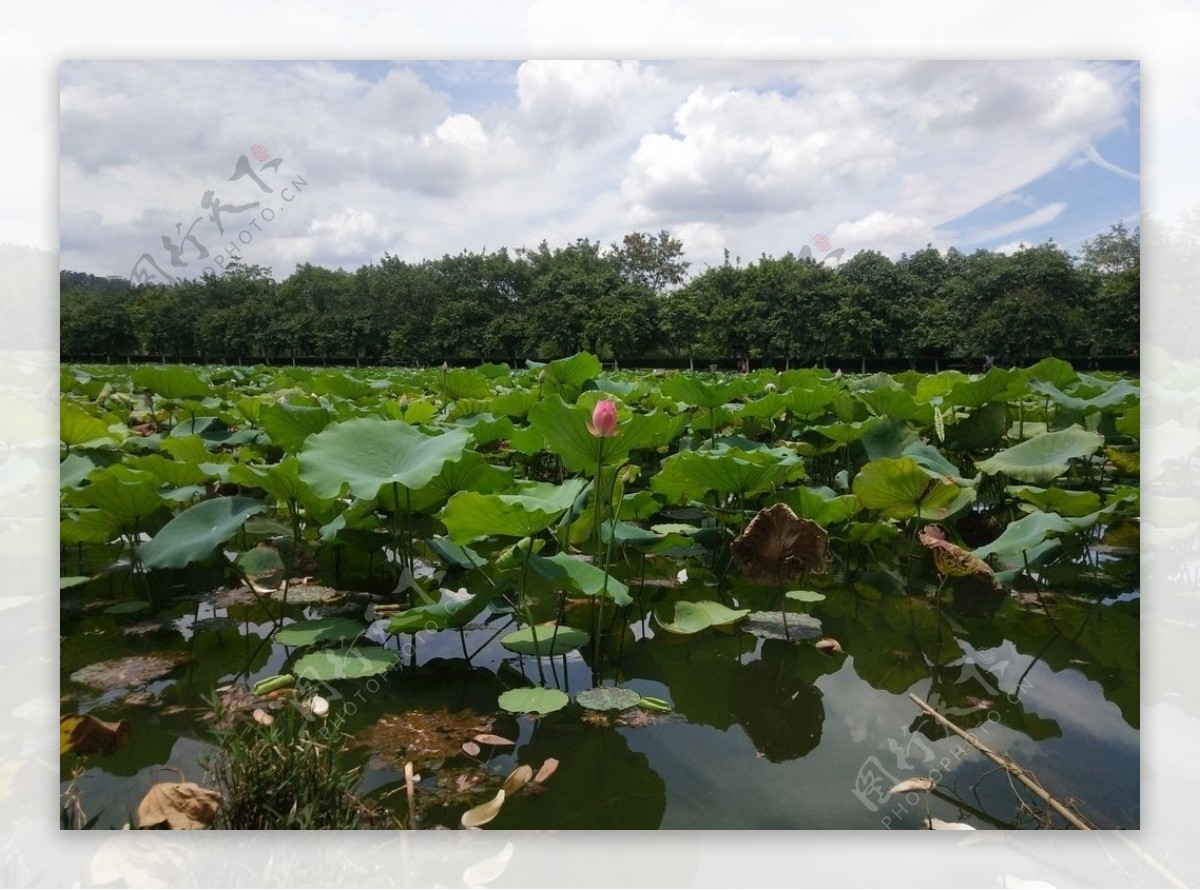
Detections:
58,60,1138,279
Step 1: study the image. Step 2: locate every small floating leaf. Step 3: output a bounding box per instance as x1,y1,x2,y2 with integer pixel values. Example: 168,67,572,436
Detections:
497,687,569,716
60,714,131,755
502,764,534,795
472,733,515,747
576,686,642,712
785,590,826,604
531,758,559,786
742,611,822,642
460,789,506,828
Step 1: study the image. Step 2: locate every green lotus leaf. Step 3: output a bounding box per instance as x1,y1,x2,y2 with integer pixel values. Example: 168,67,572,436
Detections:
527,553,632,607
852,457,974,521
61,402,117,448
650,447,802,504
258,402,332,454
501,623,589,657
69,466,168,524
427,536,483,570
1008,485,1102,517
386,591,490,634
973,509,1106,564
139,496,269,569
103,600,151,615
385,451,512,515
811,417,882,445
535,352,602,399
943,401,1010,452
576,686,642,712
1026,356,1078,389
131,365,211,401
489,389,538,420
497,687,569,716
294,647,399,681
441,368,491,401
275,617,365,647
655,600,749,635
771,487,861,526
660,374,744,410
60,509,123,545
975,427,1104,483
127,453,211,488
299,416,469,500
944,367,1024,408
439,479,587,543
785,590,826,603
1029,379,1139,415
857,388,932,425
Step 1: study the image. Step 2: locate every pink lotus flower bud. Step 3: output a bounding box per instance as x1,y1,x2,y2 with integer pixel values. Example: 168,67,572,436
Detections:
441,360,449,373
399,394,409,412
587,399,619,438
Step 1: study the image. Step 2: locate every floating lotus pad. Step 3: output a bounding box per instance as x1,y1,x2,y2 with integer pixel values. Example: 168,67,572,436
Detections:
294,647,399,681
275,617,365,647
497,687,569,715
576,686,643,712
501,623,590,657
655,600,750,635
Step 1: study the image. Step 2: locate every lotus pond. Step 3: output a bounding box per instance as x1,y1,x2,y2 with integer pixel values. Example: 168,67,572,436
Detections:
59,355,1139,830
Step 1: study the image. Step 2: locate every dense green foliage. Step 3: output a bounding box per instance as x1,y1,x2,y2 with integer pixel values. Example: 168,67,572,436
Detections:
61,225,1138,365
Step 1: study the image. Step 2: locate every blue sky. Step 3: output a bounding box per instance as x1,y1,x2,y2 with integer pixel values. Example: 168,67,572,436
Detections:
59,60,1139,281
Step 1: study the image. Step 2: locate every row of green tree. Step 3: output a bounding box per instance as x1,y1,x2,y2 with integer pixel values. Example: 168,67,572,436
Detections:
61,225,1139,366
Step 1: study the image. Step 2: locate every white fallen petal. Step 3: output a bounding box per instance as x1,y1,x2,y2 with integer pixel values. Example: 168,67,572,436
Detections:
889,777,936,795
928,817,976,830
461,790,505,829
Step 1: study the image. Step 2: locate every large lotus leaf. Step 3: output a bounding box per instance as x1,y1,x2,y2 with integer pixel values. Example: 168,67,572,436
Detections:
660,374,745,410
857,387,933,425
734,392,789,421
497,687,569,715
386,590,491,634
944,367,1024,408
60,509,123,545
1105,446,1139,476
69,466,168,524
600,519,661,548
576,686,642,712
489,389,538,419
619,490,662,521
771,486,861,526
650,448,801,504
228,457,313,505
528,553,632,607
440,368,492,401
439,479,587,543
139,496,268,569
299,416,469,500
1115,405,1139,439
390,451,512,515
527,396,681,474
1028,379,1139,415
787,385,838,418
974,428,1104,483
914,370,968,403
1026,356,1078,389
852,457,973,520
944,401,1010,452
500,623,590,657
1008,485,1102,518
310,370,373,401
453,413,514,447
61,402,117,448
60,450,118,488
128,453,211,488
811,418,881,445
131,365,211,401
973,509,1106,563
275,617,365,647
539,351,602,393
294,647,399,680
258,402,332,454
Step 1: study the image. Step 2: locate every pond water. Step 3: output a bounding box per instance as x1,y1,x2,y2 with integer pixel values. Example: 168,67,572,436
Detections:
61,529,1139,831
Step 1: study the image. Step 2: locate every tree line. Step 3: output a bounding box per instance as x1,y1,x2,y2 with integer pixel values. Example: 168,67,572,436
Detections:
60,225,1139,367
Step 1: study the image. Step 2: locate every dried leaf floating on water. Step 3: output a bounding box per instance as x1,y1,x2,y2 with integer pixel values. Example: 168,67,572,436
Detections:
69,653,190,692
461,789,506,829
502,764,534,795
461,741,481,757
531,758,559,787
136,782,221,830
731,504,830,585
60,714,131,755
472,733,515,747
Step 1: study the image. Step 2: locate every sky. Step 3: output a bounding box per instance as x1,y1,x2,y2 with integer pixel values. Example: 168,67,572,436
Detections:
59,59,1140,283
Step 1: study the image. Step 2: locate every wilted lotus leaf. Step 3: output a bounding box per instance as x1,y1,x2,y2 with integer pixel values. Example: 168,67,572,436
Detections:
919,524,999,586
60,713,131,755
731,504,830,585
136,782,221,829
531,757,559,787
70,652,190,692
